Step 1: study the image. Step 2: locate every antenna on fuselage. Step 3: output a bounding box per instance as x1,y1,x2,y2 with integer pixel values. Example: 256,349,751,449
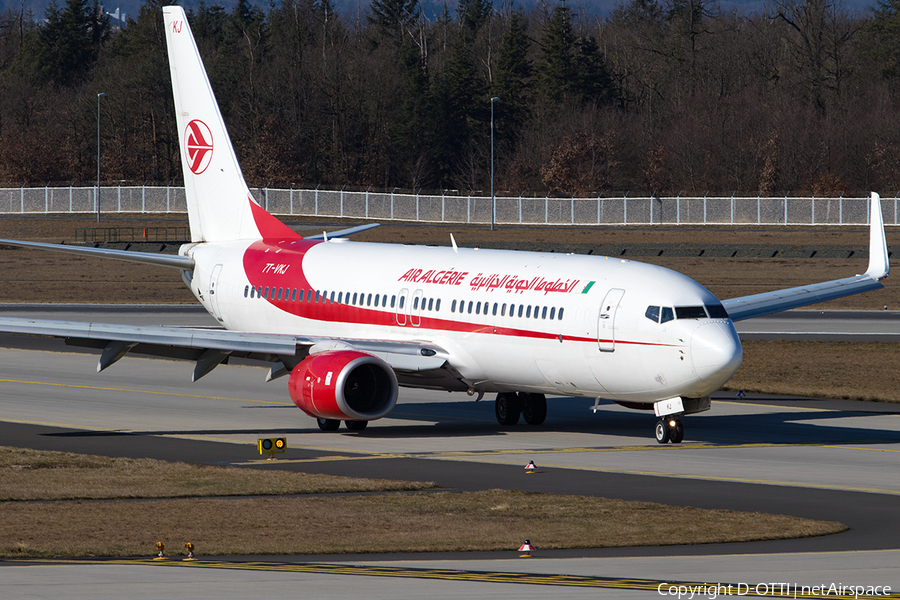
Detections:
450,233,458,254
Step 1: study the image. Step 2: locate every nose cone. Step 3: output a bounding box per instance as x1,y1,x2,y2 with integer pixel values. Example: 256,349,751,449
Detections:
691,321,743,386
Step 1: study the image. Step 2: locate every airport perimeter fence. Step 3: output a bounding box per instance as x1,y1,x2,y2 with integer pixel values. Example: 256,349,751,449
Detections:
0,184,897,226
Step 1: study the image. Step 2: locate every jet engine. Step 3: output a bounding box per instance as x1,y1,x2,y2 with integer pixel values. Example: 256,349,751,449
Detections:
288,350,398,421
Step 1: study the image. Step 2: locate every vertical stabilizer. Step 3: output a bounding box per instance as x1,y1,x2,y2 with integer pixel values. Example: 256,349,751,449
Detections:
163,6,297,242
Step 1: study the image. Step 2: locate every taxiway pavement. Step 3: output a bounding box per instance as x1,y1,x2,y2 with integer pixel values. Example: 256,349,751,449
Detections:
1,304,899,598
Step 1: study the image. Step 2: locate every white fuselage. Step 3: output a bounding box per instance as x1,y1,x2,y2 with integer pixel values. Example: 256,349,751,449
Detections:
180,237,743,404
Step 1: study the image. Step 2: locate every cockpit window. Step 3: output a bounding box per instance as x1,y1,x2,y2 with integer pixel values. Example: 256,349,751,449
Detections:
675,306,708,319
645,305,660,323
706,303,729,319
660,306,674,323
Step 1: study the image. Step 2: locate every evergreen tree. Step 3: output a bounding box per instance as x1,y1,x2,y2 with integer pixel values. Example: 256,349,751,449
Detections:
536,4,616,105
492,11,531,139
457,0,491,39
35,0,109,86
535,4,578,103
369,0,419,44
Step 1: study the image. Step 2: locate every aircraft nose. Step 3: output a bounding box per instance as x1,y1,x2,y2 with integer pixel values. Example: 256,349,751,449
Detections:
691,321,743,385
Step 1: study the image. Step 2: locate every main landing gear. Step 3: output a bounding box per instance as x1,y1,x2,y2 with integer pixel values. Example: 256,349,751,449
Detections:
655,418,684,444
317,418,368,432
495,392,547,426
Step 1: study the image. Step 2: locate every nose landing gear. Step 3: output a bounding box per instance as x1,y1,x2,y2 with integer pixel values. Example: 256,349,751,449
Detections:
655,418,684,444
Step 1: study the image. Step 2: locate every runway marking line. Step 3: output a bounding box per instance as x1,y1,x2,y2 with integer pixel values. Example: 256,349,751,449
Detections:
18,559,900,598
0,377,289,405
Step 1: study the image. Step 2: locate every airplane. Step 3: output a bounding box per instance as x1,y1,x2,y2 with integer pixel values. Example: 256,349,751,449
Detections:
0,5,890,444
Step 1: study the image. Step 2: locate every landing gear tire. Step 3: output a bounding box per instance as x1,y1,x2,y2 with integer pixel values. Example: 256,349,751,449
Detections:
669,420,684,444
345,420,368,431
655,420,669,444
495,393,522,426
317,418,340,432
521,393,547,425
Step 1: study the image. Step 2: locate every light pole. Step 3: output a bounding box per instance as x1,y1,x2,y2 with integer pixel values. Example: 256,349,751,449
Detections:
490,96,500,231
96,92,106,223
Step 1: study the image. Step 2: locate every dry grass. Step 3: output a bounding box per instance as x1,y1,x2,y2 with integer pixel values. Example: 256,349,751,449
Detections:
0,446,845,558
0,446,434,501
726,341,900,402
0,492,845,558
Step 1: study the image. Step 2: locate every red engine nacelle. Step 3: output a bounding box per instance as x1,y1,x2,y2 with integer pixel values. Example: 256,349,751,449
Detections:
288,350,398,421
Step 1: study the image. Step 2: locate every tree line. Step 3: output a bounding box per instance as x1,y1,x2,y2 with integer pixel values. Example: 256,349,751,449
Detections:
2,0,900,195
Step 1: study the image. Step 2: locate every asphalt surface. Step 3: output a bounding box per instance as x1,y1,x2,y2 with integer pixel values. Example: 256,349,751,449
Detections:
1,304,899,598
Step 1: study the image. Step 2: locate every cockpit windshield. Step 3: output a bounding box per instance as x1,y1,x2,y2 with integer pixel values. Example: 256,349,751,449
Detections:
645,303,728,323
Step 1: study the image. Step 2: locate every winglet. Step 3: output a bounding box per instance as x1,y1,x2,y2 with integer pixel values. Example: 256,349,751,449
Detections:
866,192,890,280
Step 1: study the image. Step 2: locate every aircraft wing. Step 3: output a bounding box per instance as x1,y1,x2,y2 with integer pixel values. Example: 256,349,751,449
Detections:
0,316,449,382
722,193,890,322
0,238,195,269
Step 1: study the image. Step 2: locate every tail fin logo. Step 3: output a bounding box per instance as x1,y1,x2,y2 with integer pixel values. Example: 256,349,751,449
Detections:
185,120,214,175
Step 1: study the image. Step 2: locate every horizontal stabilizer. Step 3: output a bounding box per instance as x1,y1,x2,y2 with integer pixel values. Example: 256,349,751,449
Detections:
306,223,379,240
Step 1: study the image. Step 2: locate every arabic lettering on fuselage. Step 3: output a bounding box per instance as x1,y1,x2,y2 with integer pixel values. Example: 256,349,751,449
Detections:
397,268,579,295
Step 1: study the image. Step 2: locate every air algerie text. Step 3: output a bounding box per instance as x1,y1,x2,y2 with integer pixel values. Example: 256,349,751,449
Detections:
398,268,468,286
397,268,580,295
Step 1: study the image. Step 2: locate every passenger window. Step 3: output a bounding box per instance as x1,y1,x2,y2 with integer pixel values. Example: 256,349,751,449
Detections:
352,293,357,304
249,286,255,298
526,306,531,318
292,289,297,301
264,287,270,299
338,292,343,304
493,303,498,316
501,304,507,317
277,288,282,301
435,299,441,311
375,294,380,306
315,291,320,302
452,300,457,312
518,305,524,317
558,307,564,320
400,296,405,309
675,306,707,319
391,295,396,308
367,293,372,306
645,305,660,323
534,305,540,318
542,306,547,319
257,286,262,298
476,302,481,315
661,307,674,323
244,285,249,298
468,301,473,314
428,298,433,311
550,307,555,320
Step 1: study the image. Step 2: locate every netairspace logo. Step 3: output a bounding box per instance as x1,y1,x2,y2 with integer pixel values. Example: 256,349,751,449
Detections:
657,582,894,599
